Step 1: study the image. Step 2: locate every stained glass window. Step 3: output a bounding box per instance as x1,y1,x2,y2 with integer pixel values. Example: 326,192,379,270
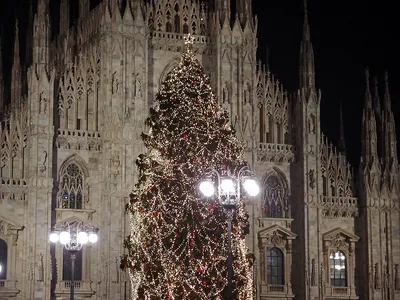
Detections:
267,247,284,285
263,172,287,218
59,163,85,209
330,251,347,286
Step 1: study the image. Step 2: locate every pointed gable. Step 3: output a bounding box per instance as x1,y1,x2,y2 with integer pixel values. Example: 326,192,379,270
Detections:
323,228,359,243
258,224,297,248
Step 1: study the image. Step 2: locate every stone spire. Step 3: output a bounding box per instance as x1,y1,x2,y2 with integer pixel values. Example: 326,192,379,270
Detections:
299,0,315,91
11,20,21,108
373,76,382,120
382,71,398,165
216,0,231,27
25,0,34,67
60,0,69,36
79,0,90,19
236,0,253,28
361,68,378,166
339,102,346,153
0,35,4,112
33,0,50,65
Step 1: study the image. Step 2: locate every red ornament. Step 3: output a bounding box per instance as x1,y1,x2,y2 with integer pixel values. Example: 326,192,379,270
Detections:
181,265,185,270
202,280,207,285
218,277,223,283
153,211,159,217
197,267,203,273
131,266,134,270
183,134,189,139
189,241,194,247
213,237,218,241
175,232,180,237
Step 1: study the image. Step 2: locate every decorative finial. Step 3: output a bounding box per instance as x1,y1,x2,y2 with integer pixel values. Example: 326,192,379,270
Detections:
184,34,195,45
304,0,308,16
365,67,369,81
384,71,389,86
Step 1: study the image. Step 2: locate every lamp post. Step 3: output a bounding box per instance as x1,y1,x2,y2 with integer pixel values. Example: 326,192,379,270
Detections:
199,166,259,299
49,221,98,300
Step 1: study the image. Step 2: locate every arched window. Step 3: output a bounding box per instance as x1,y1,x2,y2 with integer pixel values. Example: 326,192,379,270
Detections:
62,248,83,281
0,239,7,280
330,251,347,286
174,15,180,33
267,248,284,285
59,163,85,209
263,170,288,218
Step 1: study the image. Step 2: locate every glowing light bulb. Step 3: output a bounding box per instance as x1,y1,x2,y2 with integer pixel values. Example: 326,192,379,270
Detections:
199,181,215,197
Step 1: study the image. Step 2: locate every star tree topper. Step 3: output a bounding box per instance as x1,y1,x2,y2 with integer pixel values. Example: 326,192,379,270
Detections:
184,33,196,45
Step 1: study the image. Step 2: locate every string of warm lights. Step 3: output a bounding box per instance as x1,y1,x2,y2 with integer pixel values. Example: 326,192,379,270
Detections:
122,40,254,299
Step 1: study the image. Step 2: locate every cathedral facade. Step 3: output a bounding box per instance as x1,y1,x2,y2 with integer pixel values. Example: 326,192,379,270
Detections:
0,0,399,299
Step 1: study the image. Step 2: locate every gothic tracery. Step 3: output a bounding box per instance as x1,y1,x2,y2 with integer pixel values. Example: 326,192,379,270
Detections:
263,168,289,218
58,160,88,209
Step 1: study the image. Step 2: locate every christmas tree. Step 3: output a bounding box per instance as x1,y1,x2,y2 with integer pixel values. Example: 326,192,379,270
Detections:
122,36,254,299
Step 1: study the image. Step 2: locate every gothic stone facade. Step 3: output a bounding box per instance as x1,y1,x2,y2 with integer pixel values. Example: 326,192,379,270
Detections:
0,0,399,299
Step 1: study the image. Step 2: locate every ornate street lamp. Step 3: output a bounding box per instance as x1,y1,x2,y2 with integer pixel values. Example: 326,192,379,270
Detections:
199,166,259,299
49,221,98,300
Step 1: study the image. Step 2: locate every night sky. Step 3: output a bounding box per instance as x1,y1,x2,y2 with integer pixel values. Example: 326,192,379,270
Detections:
0,0,399,166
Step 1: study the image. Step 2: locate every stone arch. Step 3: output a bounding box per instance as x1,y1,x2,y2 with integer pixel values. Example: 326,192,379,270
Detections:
159,57,181,86
59,154,89,178
58,155,89,209
262,167,289,218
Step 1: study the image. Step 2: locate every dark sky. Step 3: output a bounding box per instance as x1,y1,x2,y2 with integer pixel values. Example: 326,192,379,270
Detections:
1,0,399,166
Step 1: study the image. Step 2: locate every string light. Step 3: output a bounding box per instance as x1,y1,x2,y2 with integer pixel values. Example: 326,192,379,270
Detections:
122,40,254,299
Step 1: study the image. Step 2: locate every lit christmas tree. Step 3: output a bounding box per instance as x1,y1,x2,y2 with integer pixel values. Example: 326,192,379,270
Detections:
122,36,254,299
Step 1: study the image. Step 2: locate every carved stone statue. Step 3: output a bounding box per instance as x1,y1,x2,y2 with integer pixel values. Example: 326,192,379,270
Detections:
39,92,48,114
112,71,120,95
244,87,250,104
39,150,47,173
223,86,229,103
309,169,316,189
308,114,316,134
111,155,121,178
133,73,142,98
